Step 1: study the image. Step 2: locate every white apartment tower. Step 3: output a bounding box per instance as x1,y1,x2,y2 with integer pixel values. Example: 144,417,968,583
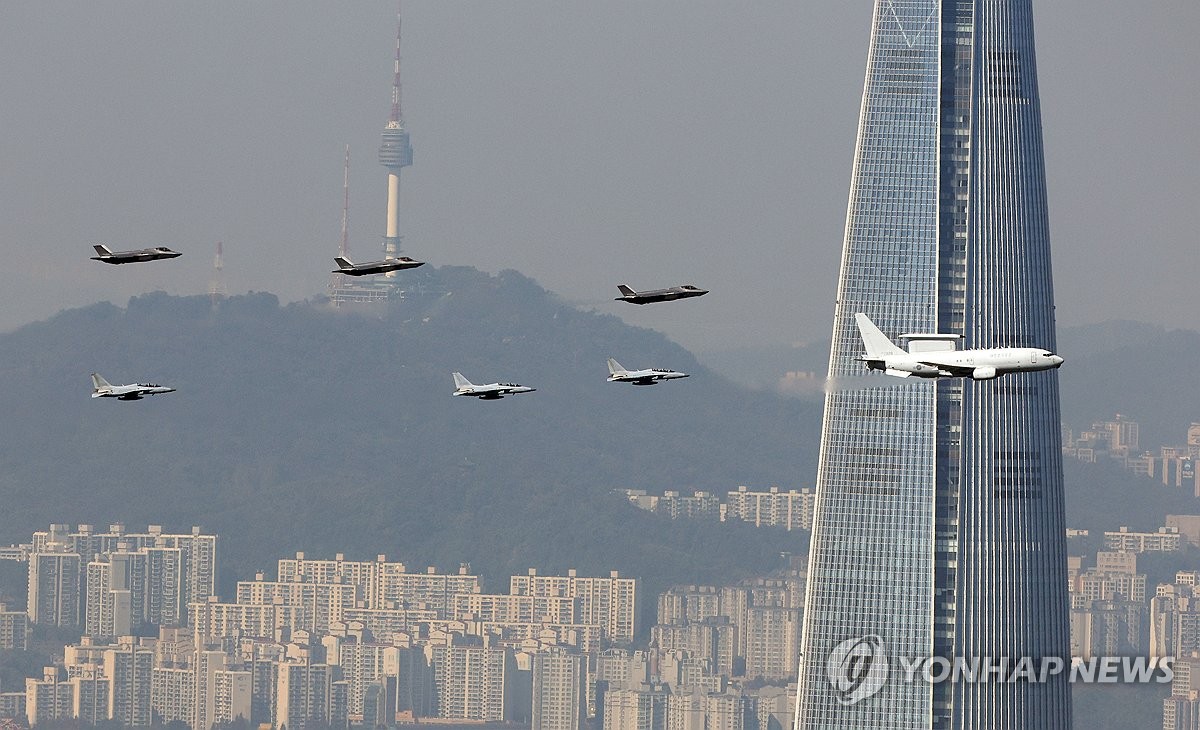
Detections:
533,649,587,730
104,639,154,727
27,545,82,626
511,569,638,643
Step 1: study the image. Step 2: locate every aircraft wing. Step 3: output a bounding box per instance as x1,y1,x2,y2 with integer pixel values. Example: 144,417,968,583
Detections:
916,359,971,374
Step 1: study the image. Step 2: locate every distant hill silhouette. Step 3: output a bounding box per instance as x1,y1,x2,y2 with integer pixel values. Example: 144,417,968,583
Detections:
0,267,818,608
1,267,1194,628
1064,457,1199,537
1057,323,1200,449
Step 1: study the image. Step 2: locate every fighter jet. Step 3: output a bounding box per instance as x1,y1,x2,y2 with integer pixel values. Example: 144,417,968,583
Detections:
90,373,176,400
606,358,689,386
855,313,1064,380
452,372,536,400
332,255,424,276
90,244,182,264
614,284,708,305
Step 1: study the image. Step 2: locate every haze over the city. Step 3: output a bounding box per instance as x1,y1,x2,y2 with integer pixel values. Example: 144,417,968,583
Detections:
0,1,1195,353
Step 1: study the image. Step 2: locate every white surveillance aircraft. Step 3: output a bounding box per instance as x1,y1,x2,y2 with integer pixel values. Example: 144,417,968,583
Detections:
451,372,536,400
90,373,176,400
855,313,1063,380
606,358,689,386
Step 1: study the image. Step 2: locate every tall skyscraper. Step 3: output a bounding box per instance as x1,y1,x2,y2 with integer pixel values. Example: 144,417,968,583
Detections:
795,2,1070,728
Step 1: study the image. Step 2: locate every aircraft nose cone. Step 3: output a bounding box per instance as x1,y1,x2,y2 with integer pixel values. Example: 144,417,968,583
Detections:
1051,354,1064,367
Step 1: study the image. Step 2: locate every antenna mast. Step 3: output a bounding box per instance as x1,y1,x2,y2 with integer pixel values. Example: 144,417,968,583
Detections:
209,241,225,307
390,0,403,125
340,145,351,258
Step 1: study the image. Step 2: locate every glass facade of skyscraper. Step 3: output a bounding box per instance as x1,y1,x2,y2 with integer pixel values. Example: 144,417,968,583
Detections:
795,2,1070,728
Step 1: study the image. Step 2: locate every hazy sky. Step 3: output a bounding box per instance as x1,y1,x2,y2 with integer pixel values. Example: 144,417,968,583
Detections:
1,2,1196,353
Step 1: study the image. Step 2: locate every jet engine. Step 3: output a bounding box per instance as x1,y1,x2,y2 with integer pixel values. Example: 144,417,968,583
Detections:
971,366,997,380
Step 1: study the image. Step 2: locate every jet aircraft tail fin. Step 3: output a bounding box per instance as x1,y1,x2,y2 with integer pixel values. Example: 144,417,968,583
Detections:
334,257,353,269
607,358,627,376
90,373,112,391
616,284,637,297
93,244,112,256
452,372,474,390
854,313,905,359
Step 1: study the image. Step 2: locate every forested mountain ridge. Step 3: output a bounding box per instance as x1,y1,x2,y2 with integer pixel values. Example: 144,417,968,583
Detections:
0,266,818,599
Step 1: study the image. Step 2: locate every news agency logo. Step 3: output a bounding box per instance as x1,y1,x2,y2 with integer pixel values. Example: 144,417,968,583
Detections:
825,635,1176,707
826,635,889,705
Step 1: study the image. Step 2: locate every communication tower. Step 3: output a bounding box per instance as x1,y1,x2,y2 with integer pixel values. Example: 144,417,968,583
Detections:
378,0,414,276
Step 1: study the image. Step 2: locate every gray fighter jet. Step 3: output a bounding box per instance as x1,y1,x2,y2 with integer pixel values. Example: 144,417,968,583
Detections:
606,358,689,385
452,372,535,400
91,244,182,264
614,284,708,305
91,373,176,400
332,255,424,276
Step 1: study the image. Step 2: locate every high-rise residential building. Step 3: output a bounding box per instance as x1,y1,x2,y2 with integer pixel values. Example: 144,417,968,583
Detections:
144,545,184,626
277,554,481,615
209,669,252,730
651,619,736,678
652,491,722,521
794,2,1070,727
453,593,581,625
511,569,638,643
533,649,587,730
27,546,82,626
151,665,196,726
742,606,800,682
1165,655,1200,730
71,669,111,726
393,645,435,719
1105,526,1184,553
602,685,668,730
325,636,400,721
657,586,721,626
30,524,216,626
103,638,154,727
25,668,73,727
591,649,651,722
0,690,27,722
190,598,305,642
724,486,816,531
85,546,148,638
750,684,795,730
236,575,358,634
239,641,284,727
276,659,334,730
0,603,28,650
666,691,748,730
428,645,512,722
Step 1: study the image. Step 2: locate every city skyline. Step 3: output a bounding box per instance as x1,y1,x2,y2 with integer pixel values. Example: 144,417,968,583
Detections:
796,2,1070,728
4,499,1196,728
0,2,1195,353
1,520,805,730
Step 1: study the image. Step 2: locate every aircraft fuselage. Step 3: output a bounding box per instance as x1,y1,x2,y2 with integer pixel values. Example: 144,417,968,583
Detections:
334,257,424,276
91,247,182,264
864,347,1063,380
614,285,708,305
